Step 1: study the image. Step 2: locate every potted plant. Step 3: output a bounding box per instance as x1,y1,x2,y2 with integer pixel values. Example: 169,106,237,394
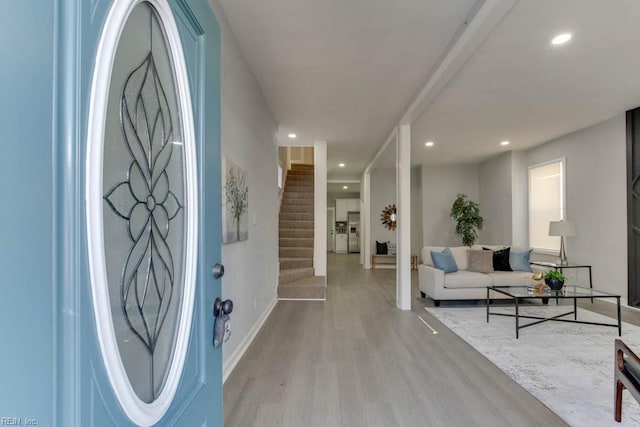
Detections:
544,270,566,291
450,193,484,246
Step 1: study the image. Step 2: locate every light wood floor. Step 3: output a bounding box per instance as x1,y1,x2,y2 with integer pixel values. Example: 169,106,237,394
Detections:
225,253,590,426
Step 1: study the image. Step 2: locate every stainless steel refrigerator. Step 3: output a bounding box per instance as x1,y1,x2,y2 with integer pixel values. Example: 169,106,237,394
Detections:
347,212,360,253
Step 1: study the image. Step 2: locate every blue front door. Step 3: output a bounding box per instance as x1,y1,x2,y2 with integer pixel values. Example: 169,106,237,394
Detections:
0,0,222,425
82,0,223,425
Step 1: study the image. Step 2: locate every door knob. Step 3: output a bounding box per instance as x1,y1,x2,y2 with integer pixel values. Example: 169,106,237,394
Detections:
213,297,233,316
212,263,224,279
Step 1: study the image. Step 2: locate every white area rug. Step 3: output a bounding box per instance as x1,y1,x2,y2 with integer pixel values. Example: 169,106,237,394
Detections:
425,304,640,426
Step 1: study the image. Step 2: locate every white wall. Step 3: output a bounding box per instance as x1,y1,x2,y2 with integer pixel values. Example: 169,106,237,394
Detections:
328,192,360,209
527,114,627,301
411,166,423,255
370,168,397,252
477,150,528,247
365,166,422,259
511,150,528,249
479,152,513,245
209,0,279,380
314,141,327,277
421,164,480,248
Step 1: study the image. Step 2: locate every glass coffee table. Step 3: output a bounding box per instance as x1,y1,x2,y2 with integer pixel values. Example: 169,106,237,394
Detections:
486,285,621,338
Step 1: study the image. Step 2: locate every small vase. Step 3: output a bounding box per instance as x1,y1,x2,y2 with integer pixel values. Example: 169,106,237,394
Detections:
545,278,564,291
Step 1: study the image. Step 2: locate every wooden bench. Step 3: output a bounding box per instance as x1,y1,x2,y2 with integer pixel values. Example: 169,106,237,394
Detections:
371,254,418,270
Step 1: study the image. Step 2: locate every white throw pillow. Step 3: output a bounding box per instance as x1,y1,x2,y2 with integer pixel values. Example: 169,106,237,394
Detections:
422,246,445,266
449,246,469,270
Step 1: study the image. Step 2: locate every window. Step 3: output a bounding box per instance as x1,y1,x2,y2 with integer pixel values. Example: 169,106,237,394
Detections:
277,164,283,189
528,159,566,251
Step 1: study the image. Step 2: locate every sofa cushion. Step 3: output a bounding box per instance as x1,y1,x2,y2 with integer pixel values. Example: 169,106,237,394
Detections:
472,244,505,251
376,241,387,255
422,244,511,270
422,246,445,266
443,270,493,289
510,249,533,272
467,250,494,273
449,246,469,271
484,247,512,271
487,271,537,286
431,248,458,273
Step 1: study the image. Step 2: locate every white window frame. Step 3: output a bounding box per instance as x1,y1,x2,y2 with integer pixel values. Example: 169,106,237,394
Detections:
528,157,567,253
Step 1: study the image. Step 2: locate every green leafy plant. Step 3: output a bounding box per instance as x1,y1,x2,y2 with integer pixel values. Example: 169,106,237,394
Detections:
544,270,566,281
450,193,483,246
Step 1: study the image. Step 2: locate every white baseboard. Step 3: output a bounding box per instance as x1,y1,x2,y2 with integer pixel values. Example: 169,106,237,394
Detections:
223,297,277,383
278,298,326,301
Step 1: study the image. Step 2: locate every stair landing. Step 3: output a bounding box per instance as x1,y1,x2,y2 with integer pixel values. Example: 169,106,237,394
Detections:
277,275,327,300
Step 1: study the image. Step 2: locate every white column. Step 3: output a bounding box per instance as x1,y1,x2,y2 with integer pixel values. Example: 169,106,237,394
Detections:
314,141,327,277
362,170,372,268
396,125,411,310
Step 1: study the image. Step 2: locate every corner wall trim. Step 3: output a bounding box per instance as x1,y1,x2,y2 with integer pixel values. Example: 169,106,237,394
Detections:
223,298,278,383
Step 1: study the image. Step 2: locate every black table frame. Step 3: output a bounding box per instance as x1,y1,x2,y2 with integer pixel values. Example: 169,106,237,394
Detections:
486,285,621,339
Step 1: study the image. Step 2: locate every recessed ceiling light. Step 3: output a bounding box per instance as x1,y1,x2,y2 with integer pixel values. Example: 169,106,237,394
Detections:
425,141,435,147
288,133,297,138
343,186,348,189
551,33,572,45
339,163,345,167
501,140,510,146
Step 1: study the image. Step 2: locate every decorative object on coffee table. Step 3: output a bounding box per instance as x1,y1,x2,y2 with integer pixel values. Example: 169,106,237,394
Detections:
450,193,483,246
548,220,576,265
530,261,594,302
544,270,566,290
532,282,546,295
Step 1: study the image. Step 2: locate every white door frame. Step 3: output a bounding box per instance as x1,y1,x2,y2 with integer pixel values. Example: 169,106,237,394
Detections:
327,207,335,252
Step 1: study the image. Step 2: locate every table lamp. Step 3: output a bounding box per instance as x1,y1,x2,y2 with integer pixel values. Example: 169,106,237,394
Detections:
549,220,576,265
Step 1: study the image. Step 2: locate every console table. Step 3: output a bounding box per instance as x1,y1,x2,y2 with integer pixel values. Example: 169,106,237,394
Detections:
372,254,418,270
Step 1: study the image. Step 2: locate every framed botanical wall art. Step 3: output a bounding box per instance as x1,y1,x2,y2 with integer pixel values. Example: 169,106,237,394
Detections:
222,157,248,243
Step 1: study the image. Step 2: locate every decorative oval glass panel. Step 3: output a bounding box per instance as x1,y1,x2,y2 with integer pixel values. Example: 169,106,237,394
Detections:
86,0,198,425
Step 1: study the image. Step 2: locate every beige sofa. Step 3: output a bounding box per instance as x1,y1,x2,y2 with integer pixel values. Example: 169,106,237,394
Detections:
418,245,540,305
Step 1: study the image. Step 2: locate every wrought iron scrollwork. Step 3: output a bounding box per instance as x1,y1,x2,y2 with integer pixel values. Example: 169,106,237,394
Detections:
104,45,182,400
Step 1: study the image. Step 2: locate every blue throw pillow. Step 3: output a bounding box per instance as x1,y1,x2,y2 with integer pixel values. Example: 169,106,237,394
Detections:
510,249,533,272
431,248,458,273
387,241,397,255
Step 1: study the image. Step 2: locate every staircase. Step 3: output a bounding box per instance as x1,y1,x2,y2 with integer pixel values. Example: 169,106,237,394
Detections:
278,163,326,300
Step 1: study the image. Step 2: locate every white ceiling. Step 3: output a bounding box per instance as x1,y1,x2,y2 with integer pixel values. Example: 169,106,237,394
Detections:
327,182,360,194
411,0,640,166
218,0,640,176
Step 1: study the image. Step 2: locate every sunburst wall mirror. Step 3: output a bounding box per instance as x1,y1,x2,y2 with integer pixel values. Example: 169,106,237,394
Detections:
380,204,397,230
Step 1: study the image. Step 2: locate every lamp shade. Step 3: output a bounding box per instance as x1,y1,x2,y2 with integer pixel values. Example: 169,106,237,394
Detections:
548,220,576,237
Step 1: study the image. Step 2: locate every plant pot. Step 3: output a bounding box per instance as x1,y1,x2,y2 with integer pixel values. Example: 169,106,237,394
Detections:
545,278,565,291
